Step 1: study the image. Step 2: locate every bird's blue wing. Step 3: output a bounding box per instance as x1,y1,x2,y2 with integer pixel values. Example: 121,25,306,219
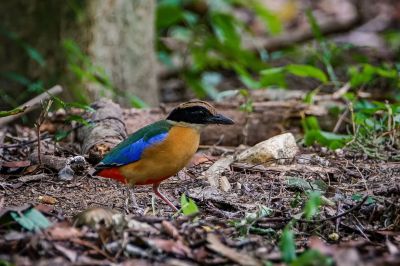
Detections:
96,121,171,168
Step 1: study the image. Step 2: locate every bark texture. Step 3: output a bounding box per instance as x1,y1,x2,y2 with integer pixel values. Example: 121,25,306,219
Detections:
87,0,158,105
0,0,158,108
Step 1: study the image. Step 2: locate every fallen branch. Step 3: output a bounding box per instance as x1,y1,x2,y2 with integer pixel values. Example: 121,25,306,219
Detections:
29,153,68,171
77,99,127,162
247,14,360,52
0,85,63,127
18,174,50,183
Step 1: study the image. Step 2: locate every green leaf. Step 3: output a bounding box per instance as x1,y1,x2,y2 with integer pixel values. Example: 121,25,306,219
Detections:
234,65,261,89
201,72,222,100
0,259,14,266
286,177,327,193
280,225,297,263
65,102,95,112
66,115,90,126
291,249,333,266
0,106,27,117
304,89,319,105
286,64,328,83
1,72,31,86
302,116,321,131
129,95,149,109
22,44,46,67
306,9,323,42
210,12,240,48
156,2,184,29
55,130,71,142
10,208,51,231
260,67,286,88
180,194,199,216
250,1,282,35
304,191,321,220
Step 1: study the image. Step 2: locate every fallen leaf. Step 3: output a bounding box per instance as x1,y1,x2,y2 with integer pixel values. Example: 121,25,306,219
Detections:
162,220,181,240
220,176,231,192
146,238,191,257
38,195,58,205
188,153,215,167
35,204,54,214
201,156,234,188
309,236,334,255
333,248,361,266
207,234,261,266
47,224,82,240
73,207,122,229
0,160,30,168
54,243,78,262
386,240,399,255
1,206,52,231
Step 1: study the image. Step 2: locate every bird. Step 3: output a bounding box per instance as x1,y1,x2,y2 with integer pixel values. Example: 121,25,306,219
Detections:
93,100,234,211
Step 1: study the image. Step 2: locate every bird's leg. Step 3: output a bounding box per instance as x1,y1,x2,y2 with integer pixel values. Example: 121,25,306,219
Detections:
125,186,143,215
152,183,179,212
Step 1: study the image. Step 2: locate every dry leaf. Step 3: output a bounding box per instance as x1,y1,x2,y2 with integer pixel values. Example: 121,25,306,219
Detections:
48,225,82,240
207,234,261,266
38,195,58,205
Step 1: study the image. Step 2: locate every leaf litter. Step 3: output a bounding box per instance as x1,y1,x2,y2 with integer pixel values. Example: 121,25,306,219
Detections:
0,112,399,265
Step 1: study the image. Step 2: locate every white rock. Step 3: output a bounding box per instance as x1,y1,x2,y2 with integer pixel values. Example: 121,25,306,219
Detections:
202,156,234,187
236,133,299,165
219,176,231,192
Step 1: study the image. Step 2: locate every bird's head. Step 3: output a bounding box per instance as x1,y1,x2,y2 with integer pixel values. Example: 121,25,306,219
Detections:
166,100,234,126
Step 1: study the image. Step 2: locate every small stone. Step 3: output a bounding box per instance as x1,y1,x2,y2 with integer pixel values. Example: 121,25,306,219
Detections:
328,232,340,241
220,176,231,192
335,149,344,157
58,165,75,181
74,207,121,229
68,156,87,173
38,195,58,205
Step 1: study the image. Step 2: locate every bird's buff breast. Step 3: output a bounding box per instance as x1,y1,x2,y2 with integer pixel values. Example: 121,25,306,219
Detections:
119,126,200,185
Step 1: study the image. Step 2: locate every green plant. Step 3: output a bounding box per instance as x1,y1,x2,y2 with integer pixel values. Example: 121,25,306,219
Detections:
278,192,332,265
347,99,400,160
302,116,351,149
0,27,46,108
180,194,199,216
232,205,274,236
63,39,111,104
156,0,283,98
260,64,328,88
0,106,27,117
63,39,148,108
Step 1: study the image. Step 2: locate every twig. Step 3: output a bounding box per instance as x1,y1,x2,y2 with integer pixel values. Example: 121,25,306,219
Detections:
0,85,63,127
333,106,349,133
302,195,369,223
35,100,53,166
259,196,369,224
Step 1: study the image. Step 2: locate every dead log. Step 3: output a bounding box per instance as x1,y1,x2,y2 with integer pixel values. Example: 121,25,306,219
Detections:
77,99,127,163
77,98,337,156
123,101,329,146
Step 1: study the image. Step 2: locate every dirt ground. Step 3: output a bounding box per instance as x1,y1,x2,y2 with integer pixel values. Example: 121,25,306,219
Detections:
1,143,399,265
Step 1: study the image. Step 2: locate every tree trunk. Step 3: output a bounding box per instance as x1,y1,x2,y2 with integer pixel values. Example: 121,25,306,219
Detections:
0,0,158,109
86,0,158,106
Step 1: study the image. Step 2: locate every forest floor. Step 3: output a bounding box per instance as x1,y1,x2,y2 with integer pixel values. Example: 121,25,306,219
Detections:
1,124,399,265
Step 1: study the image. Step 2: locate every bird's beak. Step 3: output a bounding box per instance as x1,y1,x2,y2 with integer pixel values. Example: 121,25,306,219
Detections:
207,113,235,125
